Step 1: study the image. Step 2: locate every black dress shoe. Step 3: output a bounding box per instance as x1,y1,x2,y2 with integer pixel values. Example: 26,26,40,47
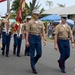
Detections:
1,48,3,50
13,51,16,55
61,69,66,73
27,53,30,56
17,55,21,57
24,53,27,56
2,52,4,56
6,55,9,57
32,69,37,74
58,60,61,69
25,53,30,56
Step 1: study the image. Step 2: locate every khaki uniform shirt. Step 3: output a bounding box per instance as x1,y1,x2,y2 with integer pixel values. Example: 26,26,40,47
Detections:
54,23,71,38
26,20,44,35
0,21,5,32
2,21,12,33
72,25,75,36
23,22,28,32
0,21,2,33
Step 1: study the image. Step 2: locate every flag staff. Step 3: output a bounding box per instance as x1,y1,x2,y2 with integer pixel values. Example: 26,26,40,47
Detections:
7,0,10,16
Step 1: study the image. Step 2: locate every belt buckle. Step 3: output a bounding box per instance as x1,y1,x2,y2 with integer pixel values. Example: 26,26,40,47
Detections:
36,34,39,35
59,37,68,40
6,33,9,35
17,35,20,38
34,33,40,36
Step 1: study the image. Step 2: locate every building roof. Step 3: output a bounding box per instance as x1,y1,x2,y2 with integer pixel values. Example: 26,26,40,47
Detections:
58,5,75,15
42,5,75,15
42,7,65,14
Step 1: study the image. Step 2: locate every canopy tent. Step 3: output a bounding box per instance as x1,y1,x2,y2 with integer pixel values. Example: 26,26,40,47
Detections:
40,14,74,27
58,5,75,15
42,7,65,14
40,14,60,21
54,19,74,27
0,17,4,20
0,18,16,23
42,5,75,15
9,19,16,23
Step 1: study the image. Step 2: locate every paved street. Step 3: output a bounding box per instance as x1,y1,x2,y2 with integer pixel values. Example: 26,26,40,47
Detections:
0,39,75,75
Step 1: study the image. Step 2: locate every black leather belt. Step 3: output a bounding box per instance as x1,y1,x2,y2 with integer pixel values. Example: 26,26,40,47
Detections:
58,37,68,40
30,33,40,36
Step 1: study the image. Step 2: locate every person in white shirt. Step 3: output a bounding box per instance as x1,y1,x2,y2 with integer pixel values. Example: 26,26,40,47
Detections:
1,13,12,57
13,23,24,57
24,15,31,56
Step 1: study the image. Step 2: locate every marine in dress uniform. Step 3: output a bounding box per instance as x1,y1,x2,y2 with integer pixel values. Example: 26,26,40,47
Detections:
54,15,74,73
1,13,12,57
26,10,46,74
24,15,31,56
72,21,75,42
13,23,24,57
0,20,2,39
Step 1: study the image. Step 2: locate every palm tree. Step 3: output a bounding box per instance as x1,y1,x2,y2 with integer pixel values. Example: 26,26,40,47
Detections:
11,0,45,19
26,0,45,15
10,0,20,18
30,0,37,15
11,0,20,13
45,0,53,9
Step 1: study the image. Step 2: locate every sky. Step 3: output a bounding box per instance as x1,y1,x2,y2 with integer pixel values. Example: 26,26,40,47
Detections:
0,0,75,15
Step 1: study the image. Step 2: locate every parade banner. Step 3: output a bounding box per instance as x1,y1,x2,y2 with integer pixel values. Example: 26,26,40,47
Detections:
0,0,6,2
14,0,25,31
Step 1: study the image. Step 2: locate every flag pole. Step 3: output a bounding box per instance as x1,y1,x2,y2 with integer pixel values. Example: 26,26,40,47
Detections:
7,0,10,33
7,0,10,14
7,0,10,20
